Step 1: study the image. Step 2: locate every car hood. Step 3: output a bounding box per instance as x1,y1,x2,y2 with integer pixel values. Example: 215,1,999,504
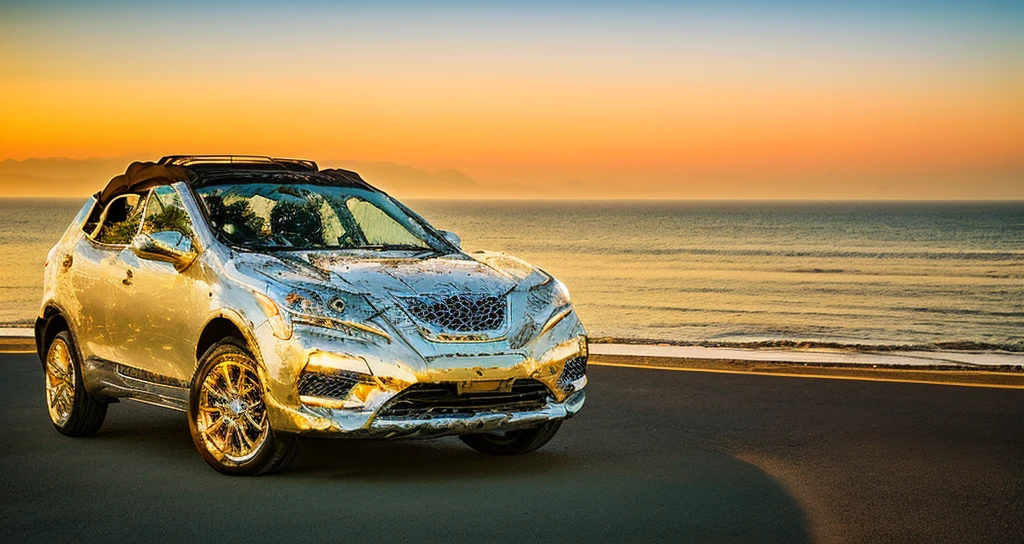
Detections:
232,251,531,298
230,250,566,353
305,253,517,297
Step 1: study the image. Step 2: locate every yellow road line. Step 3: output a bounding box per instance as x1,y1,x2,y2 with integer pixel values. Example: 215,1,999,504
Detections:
590,361,1024,390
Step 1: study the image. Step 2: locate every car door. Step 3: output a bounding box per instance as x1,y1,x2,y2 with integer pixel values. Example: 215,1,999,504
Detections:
68,193,146,364
114,185,210,384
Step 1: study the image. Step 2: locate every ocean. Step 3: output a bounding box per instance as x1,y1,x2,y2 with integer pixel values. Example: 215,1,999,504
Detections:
1,198,1021,350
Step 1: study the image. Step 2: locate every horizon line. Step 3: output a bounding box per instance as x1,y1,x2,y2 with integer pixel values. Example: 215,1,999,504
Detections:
1,195,1022,203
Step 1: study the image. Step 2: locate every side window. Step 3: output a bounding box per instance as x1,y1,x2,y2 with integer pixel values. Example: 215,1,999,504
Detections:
93,194,145,245
141,186,196,248
81,200,101,235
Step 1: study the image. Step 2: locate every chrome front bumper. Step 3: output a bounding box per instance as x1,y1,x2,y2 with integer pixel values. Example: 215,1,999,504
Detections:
283,389,586,438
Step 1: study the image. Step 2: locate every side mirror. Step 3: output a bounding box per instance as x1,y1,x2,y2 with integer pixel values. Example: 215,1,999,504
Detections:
440,230,461,249
130,231,198,272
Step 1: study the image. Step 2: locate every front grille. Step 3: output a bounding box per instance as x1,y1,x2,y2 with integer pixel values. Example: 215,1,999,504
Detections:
400,294,506,332
298,371,362,400
375,379,552,420
558,356,588,392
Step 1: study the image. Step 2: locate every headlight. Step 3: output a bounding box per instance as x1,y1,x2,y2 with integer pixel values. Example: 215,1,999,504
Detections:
551,278,571,308
273,286,376,322
527,272,576,337
530,271,572,309
253,285,390,343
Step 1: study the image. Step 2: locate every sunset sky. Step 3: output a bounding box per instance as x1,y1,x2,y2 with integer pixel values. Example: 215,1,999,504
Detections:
1,1,1022,198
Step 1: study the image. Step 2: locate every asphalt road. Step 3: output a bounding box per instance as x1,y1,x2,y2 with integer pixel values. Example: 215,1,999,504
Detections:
2,352,1022,543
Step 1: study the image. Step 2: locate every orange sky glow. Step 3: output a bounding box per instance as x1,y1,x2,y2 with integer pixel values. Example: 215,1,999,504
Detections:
1,2,1022,199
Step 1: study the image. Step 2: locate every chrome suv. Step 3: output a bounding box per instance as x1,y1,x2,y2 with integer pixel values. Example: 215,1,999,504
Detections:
35,155,587,475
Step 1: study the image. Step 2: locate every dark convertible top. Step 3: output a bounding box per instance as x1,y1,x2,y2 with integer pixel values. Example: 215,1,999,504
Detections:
96,162,193,206
96,155,373,205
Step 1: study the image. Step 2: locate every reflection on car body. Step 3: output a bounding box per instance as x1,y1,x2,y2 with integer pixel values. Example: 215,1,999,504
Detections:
35,155,587,475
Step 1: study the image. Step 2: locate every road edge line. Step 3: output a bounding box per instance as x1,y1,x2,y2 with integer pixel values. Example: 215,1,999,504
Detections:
589,361,1024,389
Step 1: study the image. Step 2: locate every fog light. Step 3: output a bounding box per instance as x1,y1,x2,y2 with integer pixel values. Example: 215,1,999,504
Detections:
305,351,372,375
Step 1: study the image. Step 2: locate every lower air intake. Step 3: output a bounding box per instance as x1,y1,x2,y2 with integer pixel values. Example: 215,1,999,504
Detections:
375,379,552,421
558,356,588,392
298,371,362,400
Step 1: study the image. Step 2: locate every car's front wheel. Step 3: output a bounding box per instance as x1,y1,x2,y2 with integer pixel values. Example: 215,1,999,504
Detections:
44,330,108,436
188,339,296,475
459,420,562,455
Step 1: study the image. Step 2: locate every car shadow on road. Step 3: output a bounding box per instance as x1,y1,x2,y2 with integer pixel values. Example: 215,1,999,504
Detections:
4,357,811,543
93,403,581,481
78,415,811,543
291,435,579,479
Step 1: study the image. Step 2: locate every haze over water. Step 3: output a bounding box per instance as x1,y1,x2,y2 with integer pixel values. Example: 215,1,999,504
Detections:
1,198,1021,350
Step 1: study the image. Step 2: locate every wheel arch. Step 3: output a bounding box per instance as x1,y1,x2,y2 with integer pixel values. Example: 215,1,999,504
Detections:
35,304,72,365
194,310,264,376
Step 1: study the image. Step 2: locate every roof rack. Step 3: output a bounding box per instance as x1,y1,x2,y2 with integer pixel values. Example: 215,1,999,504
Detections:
157,155,318,172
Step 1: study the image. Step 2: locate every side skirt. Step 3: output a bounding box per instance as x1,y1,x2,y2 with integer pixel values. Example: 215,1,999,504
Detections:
81,357,189,412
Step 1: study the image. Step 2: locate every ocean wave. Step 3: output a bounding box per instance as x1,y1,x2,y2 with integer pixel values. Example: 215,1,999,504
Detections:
902,307,1024,317
587,247,1024,261
599,302,1024,321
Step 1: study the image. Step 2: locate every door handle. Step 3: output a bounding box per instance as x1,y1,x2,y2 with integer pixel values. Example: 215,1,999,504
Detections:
122,269,133,286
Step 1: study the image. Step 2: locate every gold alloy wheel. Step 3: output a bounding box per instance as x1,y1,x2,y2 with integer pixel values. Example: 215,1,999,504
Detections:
45,337,76,427
195,359,269,464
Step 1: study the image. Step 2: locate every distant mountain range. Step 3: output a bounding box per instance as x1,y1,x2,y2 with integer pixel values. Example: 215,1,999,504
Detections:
0,157,137,198
0,157,539,199
323,160,535,198
7,156,1017,200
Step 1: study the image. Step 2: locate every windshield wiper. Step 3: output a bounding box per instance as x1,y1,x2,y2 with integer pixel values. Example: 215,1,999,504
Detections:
354,244,434,251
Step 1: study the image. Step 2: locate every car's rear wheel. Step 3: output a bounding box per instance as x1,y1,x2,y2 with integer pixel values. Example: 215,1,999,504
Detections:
459,420,562,455
45,331,108,436
188,339,296,476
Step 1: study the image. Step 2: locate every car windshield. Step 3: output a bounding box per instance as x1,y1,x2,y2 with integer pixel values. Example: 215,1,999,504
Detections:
194,183,446,252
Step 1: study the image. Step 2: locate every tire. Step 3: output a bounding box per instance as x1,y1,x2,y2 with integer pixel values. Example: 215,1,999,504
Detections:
44,330,108,437
459,420,563,455
188,338,296,476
